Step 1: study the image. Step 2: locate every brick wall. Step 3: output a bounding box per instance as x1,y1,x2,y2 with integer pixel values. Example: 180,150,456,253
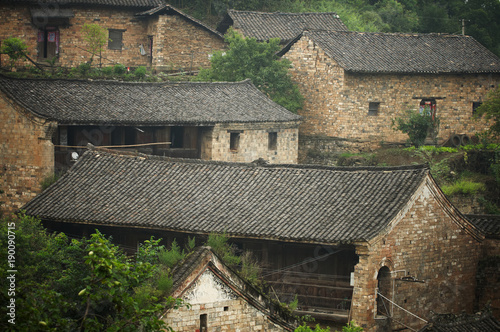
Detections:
0,92,55,215
0,4,225,71
284,36,498,149
207,122,300,164
350,178,482,331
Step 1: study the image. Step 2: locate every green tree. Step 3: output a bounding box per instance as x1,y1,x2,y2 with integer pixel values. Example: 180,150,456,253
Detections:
82,23,108,66
474,86,500,139
392,108,440,147
197,29,304,113
0,37,43,71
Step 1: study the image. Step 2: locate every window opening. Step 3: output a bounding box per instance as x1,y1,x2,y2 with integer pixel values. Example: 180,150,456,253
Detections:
224,306,229,311
419,99,437,120
200,314,207,332
108,29,124,50
170,127,184,149
368,102,380,116
377,266,391,316
472,102,482,115
230,132,240,151
37,27,59,60
268,132,277,150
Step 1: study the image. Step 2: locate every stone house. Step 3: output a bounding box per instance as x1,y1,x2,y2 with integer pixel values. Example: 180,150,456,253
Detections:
217,9,348,44
23,146,485,332
162,246,294,331
0,0,225,71
279,30,500,154
0,75,300,213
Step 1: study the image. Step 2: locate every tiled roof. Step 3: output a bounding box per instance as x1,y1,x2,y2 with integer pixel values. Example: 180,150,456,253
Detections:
23,148,430,244
419,311,500,332
282,30,500,74
0,0,163,7
135,4,223,39
466,214,500,238
0,76,300,125
217,10,348,43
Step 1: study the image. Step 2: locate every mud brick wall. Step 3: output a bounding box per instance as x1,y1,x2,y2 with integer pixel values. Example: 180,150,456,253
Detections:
0,92,55,215
207,121,300,164
350,178,482,332
152,15,225,71
284,36,498,149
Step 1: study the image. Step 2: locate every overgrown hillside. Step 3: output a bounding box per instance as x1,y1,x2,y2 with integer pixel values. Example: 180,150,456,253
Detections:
304,144,500,215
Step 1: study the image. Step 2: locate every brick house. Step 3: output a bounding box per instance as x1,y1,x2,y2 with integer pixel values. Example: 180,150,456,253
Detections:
217,9,348,44
0,0,225,71
162,246,294,331
0,75,300,213
279,30,500,154
23,146,485,331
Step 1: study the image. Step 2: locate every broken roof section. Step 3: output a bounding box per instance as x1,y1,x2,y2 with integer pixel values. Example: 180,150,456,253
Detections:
0,76,300,126
217,10,348,43
279,30,500,74
24,147,433,245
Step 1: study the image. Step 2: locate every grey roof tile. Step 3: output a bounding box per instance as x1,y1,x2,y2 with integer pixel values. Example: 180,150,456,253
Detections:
466,214,500,238
0,0,163,7
0,76,300,125
23,148,429,244
218,10,348,43
286,30,500,74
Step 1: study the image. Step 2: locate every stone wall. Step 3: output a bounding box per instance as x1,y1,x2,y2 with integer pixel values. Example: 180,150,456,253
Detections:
0,92,55,215
0,4,225,71
350,177,482,332
208,122,300,164
284,36,498,150
153,15,225,71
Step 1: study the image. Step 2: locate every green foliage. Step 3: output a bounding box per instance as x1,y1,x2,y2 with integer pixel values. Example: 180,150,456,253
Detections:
441,179,486,197
197,29,303,113
0,214,183,331
134,66,148,79
113,63,127,75
474,86,500,139
40,172,60,191
158,239,186,268
207,232,241,266
0,37,28,69
392,108,439,147
342,321,364,332
294,323,331,332
81,23,108,65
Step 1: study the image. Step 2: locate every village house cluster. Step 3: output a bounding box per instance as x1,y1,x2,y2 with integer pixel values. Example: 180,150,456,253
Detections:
1,1,500,331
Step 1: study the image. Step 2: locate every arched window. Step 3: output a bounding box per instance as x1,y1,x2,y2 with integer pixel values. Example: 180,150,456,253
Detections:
377,266,391,316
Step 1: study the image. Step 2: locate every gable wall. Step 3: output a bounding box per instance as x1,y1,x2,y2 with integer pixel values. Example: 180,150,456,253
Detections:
0,92,55,214
350,179,482,331
284,36,498,149
153,14,225,71
208,122,299,164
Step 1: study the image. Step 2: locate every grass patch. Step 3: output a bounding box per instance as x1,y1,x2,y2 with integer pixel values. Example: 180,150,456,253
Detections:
441,180,486,197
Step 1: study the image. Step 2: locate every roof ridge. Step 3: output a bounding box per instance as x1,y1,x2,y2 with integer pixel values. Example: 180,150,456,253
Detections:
305,29,467,38
87,145,429,172
229,9,340,16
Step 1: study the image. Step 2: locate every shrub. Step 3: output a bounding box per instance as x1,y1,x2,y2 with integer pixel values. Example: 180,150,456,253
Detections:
101,66,113,76
441,180,486,196
40,172,60,191
158,239,185,268
113,63,127,75
0,37,28,69
342,321,364,332
207,232,241,266
134,66,147,79
294,323,330,332
392,108,439,147
77,62,91,75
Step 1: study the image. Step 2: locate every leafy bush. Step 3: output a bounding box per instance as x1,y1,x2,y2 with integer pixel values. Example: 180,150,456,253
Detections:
342,321,364,332
134,66,148,79
392,108,439,147
158,239,186,268
77,62,91,75
113,63,127,75
0,37,28,69
101,66,113,75
207,232,241,266
441,180,486,196
40,172,60,191
294,323,330,332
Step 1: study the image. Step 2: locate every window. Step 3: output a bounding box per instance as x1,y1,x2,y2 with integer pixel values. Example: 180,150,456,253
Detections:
368,102,380,116
108,29,124,50
268,132,277,150
200,314,207,332
170,126,184,149
37,27,59,60
230,132,240,151
472,102,482,115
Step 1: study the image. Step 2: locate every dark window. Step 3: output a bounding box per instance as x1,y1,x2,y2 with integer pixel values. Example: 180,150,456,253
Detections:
108,29,124,50
200,314,207,332
230,132,240,151
268,132,277,150
472,102,482,115
37,27,59,60
368,102,380,116
170,126,184,149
